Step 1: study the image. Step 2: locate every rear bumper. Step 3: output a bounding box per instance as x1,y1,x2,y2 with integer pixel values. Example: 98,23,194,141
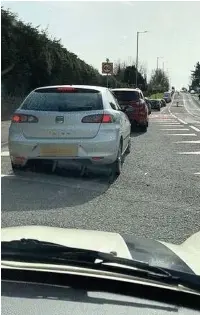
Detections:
151,105,160,109
8,134,120,166
131,120,148,127
126,113,148,125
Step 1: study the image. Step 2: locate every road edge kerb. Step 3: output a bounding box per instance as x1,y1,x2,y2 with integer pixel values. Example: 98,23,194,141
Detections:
1,142,8,148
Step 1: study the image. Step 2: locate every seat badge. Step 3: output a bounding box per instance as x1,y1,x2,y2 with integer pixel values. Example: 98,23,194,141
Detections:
55,116,64,124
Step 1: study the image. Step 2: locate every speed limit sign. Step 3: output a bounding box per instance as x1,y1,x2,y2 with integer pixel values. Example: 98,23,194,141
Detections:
102,62,113,74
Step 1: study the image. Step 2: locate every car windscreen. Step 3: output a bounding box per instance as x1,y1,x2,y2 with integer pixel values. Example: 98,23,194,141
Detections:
150,100,159,104
112,91,139,102
21,88,103,112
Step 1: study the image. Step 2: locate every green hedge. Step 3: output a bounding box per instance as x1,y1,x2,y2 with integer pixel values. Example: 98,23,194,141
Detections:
1,7,145,119
1,7,122,97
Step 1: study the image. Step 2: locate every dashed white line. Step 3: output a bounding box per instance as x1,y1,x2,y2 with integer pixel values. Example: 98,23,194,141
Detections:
1,151,9,156
161,128,189,131
166,133,197,136
158,123,182,125
190,126,200,132
174,140,200,143
194,172,200,175
177,151,200,155
168,95,188,125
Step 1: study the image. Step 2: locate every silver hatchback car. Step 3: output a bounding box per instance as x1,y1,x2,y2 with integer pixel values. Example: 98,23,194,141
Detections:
9,85,131,175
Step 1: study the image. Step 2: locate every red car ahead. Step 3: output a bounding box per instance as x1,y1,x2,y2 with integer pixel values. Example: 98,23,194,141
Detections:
112,88,149,132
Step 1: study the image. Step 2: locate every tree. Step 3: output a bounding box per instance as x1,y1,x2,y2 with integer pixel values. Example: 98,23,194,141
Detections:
148,69,169,93
191,62,200,91
113,60,147,90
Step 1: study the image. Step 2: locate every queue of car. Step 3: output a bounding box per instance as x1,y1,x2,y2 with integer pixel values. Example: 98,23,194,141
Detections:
8,85,171,177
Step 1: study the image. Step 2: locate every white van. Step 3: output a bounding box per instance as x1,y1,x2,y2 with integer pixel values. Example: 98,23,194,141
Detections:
163,91,172,103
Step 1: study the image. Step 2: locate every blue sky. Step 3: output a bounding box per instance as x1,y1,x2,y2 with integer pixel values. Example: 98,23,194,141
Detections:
2,1,200,89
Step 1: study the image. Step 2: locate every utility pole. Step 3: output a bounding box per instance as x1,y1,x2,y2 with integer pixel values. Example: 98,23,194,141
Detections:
135,32,139,88
135,31,148,88
106,58,109,88
157,56,164,70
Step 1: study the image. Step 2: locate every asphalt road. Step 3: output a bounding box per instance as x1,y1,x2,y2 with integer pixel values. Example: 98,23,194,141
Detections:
1,92,200,244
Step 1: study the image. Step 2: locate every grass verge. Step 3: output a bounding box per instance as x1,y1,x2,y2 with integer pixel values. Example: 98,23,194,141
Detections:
149,93,163,99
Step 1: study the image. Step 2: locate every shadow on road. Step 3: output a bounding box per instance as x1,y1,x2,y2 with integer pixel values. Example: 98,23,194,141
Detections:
130,125,146,137
131,131,145,138
1,164,114,212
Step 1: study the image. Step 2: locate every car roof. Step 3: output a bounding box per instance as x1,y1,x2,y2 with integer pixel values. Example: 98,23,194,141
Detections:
34,85,108,93
112,88,142,92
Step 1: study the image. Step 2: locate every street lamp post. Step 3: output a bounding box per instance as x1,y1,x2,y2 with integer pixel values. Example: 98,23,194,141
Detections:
135,31,147,88
157,56,164,70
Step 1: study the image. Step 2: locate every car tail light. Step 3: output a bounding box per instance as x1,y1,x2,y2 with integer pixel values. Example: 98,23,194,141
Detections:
11,114,38,123
81,114,114,123
57,87,76,92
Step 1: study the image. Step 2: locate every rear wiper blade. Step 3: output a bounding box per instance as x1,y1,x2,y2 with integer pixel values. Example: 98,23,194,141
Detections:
2,239,200,292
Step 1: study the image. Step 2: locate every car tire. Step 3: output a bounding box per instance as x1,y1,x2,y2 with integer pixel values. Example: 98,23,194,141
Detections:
111,142,123,176
140,125,147,132
125,138,131,155
11,162,26,173
158,108,161,111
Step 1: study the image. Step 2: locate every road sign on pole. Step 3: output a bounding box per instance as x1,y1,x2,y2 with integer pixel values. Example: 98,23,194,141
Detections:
102,62,113,75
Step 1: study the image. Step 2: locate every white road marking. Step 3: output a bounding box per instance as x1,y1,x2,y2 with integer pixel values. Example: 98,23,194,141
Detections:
182,97,200,120
1,174,14,178
174,140,200,144
177,151,200,155
166,133,197,136
155,119,177,121
158,123,181,125
151,118,176,120
160,107,167,113
168,96,188,125
161,128,189,131
1,151,9,156
190,125,200,132
194,172,200,175
177,118,188,125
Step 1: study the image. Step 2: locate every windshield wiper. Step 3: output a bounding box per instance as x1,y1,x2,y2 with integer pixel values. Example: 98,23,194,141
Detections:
2,239,200,292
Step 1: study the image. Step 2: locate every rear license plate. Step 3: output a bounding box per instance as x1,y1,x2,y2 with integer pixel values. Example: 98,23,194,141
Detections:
40,145,78,157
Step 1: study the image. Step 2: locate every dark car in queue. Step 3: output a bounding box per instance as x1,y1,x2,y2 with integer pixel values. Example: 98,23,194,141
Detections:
149,99,162,111
112,88,149,132
159,99,167,107
144,97,152,115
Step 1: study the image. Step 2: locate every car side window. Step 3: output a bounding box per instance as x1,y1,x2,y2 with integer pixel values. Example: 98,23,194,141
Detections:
107,91,120,111
140,92,144,100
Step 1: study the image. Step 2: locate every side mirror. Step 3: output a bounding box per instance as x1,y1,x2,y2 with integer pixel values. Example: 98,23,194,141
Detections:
120,105,128,112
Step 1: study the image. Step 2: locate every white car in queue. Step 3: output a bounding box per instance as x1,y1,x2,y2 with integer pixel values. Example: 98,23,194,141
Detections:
8,85,131,176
